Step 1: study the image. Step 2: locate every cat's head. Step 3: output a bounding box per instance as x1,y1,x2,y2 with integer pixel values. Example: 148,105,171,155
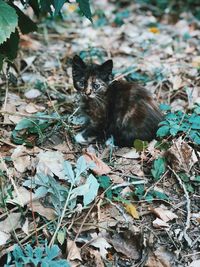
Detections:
72,55,113,98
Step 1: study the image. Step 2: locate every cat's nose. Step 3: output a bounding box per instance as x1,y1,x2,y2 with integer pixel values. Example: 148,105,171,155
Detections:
85,88,92,95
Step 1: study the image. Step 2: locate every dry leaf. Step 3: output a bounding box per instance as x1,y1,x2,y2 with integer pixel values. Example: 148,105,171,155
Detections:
25,103,45,114
150,206,178,222
11,145,31,173
37,151,65,179
90,233,112,259
22,218,29,235
166,137,198,172
28,200,56,220
0,231,11,246
115,147,140,159
170,75,183,90
107,230,142,260
153,218,169,228
67,239,82,261
84,152,111,175
125,203,139,219
24,89,42,99
0,213,21,234
145,247,174,267
189,260,200,267
8,186,37,207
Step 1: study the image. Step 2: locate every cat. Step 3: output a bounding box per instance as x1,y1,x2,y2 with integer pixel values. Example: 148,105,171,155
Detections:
72,55,163,147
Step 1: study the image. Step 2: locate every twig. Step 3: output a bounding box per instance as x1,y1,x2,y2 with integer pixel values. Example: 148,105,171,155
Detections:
168,166,192,246
143,170,169,198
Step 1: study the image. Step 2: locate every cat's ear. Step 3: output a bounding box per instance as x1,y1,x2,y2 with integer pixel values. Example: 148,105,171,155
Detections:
72,55,86,77
99,59,113,75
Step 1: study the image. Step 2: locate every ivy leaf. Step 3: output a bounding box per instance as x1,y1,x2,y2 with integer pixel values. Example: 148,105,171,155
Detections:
159,103,171,111
10,3,37,34
53,0,67,16
157,125,170,137
0,29,19,60
151,157,166,180
76,0,92,21
0,0,18,44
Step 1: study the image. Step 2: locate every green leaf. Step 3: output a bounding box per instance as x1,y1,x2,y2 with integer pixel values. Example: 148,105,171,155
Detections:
63,161,75,183
75,155,88,179
11,4,37,34
156,125,169,137
53,0,66,15
0,54,3,69
76,0,92,21
15,118,35,130
70,174,99,206
0,0,18,44
57,230,66,245
159,103,171,111
151,157,166,180
0,29,19,60
134,139,148,151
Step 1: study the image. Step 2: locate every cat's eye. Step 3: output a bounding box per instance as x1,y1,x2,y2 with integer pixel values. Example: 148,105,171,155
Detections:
93,83,100,90
79,81,85,88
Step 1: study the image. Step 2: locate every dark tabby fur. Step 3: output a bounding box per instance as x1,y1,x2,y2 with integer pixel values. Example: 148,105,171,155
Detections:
72,55,163,147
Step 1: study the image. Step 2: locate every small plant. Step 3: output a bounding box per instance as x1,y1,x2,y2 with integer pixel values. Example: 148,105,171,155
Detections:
5,243,70,267
23,156,99,215
11,113,60,146
0,0,92,69
157,104,200,145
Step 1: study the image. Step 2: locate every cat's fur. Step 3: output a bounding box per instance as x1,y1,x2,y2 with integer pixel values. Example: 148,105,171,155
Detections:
72,55,163,147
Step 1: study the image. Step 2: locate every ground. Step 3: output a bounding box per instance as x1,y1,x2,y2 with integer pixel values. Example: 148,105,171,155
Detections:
0,1,200,266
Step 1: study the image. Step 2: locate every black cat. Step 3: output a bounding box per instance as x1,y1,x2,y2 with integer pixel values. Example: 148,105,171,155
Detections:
72,55,163,147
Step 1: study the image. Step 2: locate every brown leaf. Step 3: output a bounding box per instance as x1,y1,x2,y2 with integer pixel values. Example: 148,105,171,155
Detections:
28,200,56,220
11,145,31,173
145,247,174,267
107,229,142,260
84,152,111,175
165,137,198,172
150,206,178,222
152,218,169,228
67,239,82,261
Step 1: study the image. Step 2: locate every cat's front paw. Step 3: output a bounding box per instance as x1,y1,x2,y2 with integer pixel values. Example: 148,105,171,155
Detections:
75,131,96,145
75,132,88,144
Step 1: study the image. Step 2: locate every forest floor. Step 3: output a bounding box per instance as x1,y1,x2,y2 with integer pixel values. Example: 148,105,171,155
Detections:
0,1,200,266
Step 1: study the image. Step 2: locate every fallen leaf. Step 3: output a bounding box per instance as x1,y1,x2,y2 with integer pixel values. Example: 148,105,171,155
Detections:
145,247,174,267
67,239,82,261
90,233,112,259
152,218,169,228
116,147,140,159
166,137,198,172
25,103,45,114
0,213,21,234
8,186,37,207
24,89,42,99
149,27,160,34
27,200,56,220
22,218,29,235
107,229,142,260
169,75,183,90
11,145,31,173
192,56,200,67
0,231,10,246
189,260,200,267
37,151,65,179
125,203,139,219
150,206,178,222
84,151,111,175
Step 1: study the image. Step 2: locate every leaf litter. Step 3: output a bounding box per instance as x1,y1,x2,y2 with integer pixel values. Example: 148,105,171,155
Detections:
0,0,200,266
